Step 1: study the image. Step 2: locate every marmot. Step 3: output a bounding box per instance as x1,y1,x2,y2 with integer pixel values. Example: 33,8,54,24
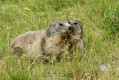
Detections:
67,20,84,57
10,21,72,63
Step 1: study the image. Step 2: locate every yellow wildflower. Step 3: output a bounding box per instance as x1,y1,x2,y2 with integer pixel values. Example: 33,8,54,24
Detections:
24,7,30,11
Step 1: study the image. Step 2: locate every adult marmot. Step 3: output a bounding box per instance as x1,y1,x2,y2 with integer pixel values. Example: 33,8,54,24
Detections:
10,21,72,62
68,20,84,55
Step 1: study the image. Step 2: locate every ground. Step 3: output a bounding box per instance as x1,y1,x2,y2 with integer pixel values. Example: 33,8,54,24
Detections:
0,0,119,80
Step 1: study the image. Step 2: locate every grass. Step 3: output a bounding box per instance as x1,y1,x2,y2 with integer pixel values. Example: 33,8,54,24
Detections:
0,0,119,80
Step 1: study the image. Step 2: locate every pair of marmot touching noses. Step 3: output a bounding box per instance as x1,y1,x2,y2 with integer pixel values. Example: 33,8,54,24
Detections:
10,20,84,63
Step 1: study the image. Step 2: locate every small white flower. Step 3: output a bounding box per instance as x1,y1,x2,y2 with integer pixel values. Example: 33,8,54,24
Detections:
22,13,25,16
100,64,106,71
2,8,6,11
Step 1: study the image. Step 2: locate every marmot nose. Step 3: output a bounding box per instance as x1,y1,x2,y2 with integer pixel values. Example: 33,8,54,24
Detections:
68,27,72,31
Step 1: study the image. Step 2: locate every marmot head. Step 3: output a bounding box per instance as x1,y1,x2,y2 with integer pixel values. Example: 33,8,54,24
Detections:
68,20,83,39
67,20,83,44
46,21,72,36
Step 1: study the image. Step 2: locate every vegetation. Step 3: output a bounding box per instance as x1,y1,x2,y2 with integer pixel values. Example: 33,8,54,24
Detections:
0,0,119,80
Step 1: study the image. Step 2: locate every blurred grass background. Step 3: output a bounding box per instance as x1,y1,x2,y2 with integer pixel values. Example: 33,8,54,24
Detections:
0,0,119,80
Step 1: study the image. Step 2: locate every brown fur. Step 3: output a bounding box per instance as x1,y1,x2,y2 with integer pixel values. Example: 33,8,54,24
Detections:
68,20,84,56
10,21,72,63
10,30,43,53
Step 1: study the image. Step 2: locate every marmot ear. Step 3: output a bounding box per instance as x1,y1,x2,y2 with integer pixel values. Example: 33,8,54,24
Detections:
46,26,52,36
51,21,57,27
46,23,53,36
78,21,83,27
46,21,57,36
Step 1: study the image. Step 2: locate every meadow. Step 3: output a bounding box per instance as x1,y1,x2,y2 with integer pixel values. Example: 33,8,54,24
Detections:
0,0,119,80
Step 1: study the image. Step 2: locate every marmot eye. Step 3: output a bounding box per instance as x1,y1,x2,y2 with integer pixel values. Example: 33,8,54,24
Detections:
59,23,63,26
74,23,78,25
